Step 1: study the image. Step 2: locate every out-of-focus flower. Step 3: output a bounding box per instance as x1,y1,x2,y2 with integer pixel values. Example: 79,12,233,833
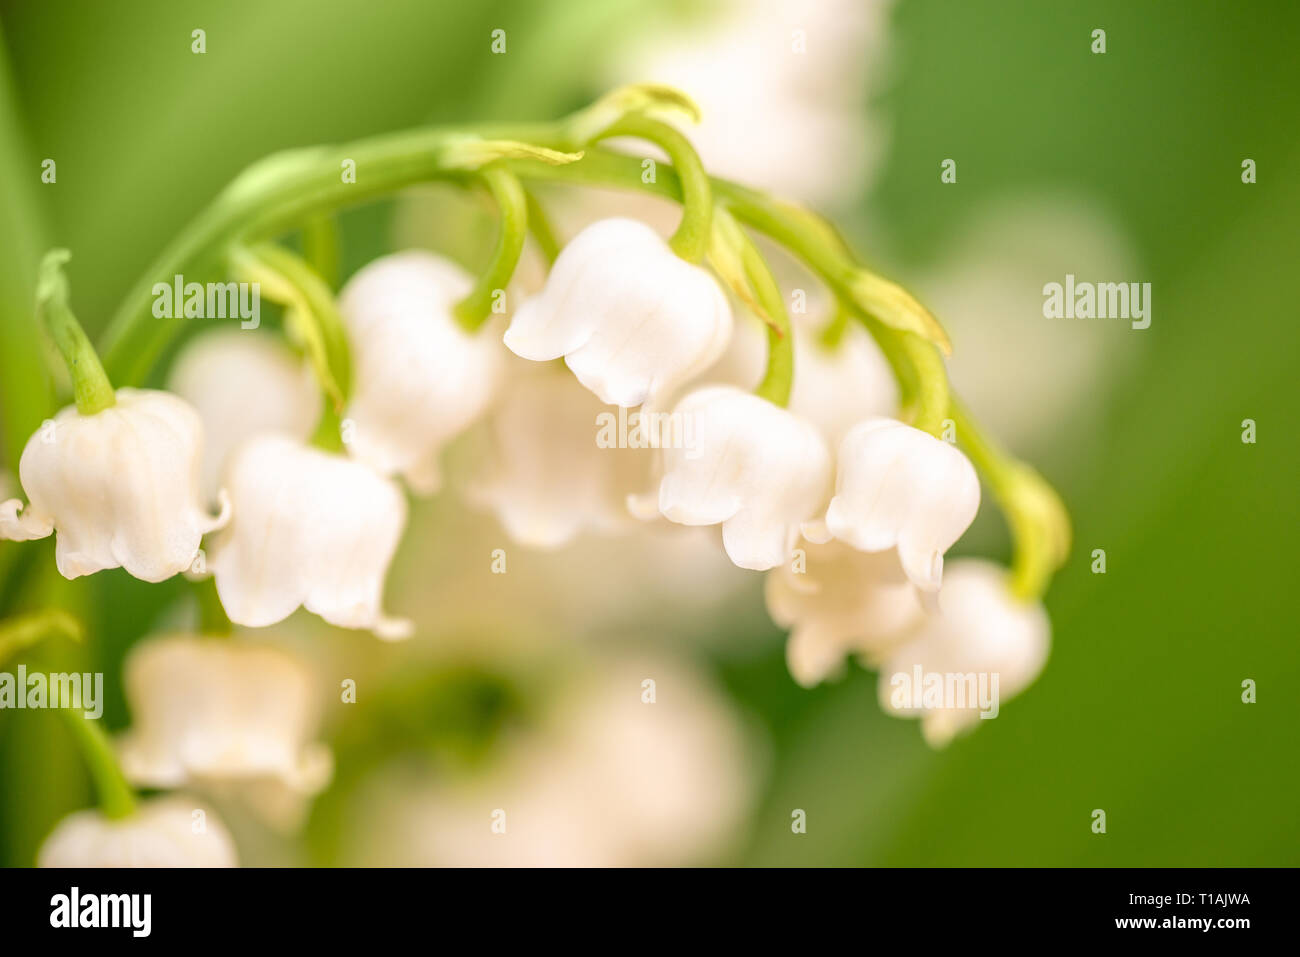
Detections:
467,363,648,548
813,418,979,592
0,389,228,582
635,385,831,571
167,329,320,503
340,250,504,493
347,655,756,867
38,796,237,867
209,435,410,639
614,0,896,206
116,634,332,828
504,218,733,407
918,196,1141,449
765,540,922,687
877,560,1050,747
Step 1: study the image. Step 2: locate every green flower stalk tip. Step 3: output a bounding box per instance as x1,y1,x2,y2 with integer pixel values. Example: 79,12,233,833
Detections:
35,249,116,415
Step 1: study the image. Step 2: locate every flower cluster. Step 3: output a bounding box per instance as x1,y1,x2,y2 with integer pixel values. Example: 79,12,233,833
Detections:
3,86,1069,866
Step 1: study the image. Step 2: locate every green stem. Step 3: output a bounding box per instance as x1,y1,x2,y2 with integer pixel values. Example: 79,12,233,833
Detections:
950,399,1070,601
733,229,793,407
303,214,341,290
58,705,137,820
592,115,712,263
452,165,529,331
35,250,115,414
232,242,353,411
524,189,561,264
901,334,949,437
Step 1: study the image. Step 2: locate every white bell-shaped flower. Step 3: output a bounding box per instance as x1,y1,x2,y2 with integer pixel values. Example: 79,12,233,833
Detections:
468,364,649,548
503,218,733,407
815,418,980,592
38,796,237,867
340,250,505,493
639,385,831,571
209,435,411,639
167,329,320,503
765,541,924,687
877,560,1050,747
116,634,332,825
0,389,228,582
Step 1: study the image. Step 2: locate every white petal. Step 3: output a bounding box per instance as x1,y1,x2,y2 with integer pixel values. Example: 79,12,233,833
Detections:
116,634,333,807
505,218,733,407
825,418,980,591
8,389,225,582
877,560,1051,746
38,796,237,867
652,386,830,571
210,435,408,637
340,250,504,492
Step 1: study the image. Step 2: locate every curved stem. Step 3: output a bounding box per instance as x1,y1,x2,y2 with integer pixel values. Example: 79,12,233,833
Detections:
733,229,793,407
231,242,353,411
524,189,561,264
592,115,712,262
950,399,1070,601
452,165,529,331
901,335,949,437
58,706,137,820
35,251,115,414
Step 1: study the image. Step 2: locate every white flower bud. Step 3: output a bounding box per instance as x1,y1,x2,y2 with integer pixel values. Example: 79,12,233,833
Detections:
209,435,411,639
0,389,228,582
38,796,237,867
167,329,320,503
815,418,980,592
468,364,648,548
116,634,332,827
641,385,831,571
877,560,1050,747
504,218,733,407
765,541,923,687
340,250,504,493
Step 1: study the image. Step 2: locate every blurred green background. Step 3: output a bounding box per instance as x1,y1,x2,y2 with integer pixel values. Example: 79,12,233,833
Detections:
0,0,1296,866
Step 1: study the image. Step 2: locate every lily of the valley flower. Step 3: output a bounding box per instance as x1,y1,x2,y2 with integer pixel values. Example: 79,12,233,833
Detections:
877,560,1050,747
0,389,228,582
209,435,411,639
504,218,733,407
637,385,831,571
116,634,332,826
468,364,649,548
765,541,923,688
812,418,980,592
38,795,237,867
167,329,321,503
340,250,505,493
